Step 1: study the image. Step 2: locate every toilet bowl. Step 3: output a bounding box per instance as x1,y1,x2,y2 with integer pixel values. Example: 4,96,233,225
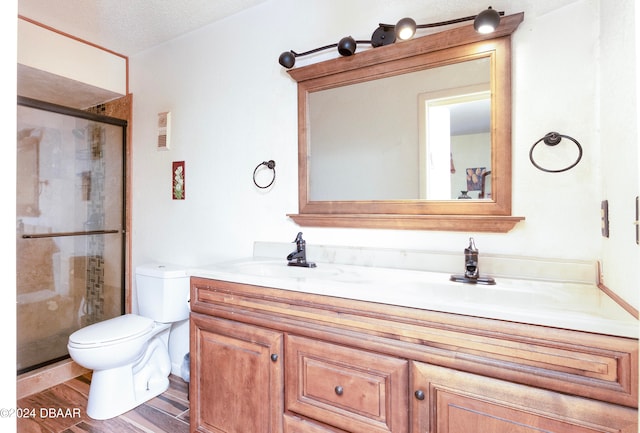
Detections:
67,263,190,420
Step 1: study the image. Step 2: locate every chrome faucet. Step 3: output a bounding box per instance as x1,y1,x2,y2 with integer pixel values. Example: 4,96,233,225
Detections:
464,238,480,279
450,237,495,285
287,232,316,268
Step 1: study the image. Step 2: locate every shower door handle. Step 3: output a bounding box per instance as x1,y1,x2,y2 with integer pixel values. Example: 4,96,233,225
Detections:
22,229,121,239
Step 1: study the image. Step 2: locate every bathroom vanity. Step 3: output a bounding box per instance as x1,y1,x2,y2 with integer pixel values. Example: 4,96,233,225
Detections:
188,248,638,433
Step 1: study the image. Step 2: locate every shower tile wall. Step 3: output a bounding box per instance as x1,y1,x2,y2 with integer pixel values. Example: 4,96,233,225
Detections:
84,123,106,326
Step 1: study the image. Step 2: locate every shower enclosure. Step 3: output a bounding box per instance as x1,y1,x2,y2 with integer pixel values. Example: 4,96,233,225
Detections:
17,97,126,374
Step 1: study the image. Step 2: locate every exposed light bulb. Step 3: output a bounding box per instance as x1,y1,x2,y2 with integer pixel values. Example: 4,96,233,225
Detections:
476,24,495,34
473,6,501,34
395,17,416,40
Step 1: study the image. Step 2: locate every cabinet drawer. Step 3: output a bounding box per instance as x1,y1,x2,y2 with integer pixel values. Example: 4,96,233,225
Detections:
284,414,348,433
286,335,408,433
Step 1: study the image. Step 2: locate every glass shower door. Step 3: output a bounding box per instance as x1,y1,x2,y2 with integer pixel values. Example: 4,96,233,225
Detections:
16,98,126,374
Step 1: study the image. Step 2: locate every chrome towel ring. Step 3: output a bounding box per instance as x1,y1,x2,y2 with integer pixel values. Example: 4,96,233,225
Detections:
529,132,583,173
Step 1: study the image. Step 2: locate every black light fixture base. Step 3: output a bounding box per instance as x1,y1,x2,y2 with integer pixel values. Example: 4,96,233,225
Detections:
371,26,396,47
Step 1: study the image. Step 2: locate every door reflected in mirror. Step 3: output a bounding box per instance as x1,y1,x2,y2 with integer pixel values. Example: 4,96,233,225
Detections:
421,84,491,200
308,57,491,202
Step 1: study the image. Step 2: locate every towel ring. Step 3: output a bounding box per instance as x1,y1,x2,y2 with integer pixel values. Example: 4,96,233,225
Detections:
253,160,276,189
529,132,583,173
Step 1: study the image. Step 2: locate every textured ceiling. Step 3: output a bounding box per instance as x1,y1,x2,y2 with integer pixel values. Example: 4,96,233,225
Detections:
18,0,268,56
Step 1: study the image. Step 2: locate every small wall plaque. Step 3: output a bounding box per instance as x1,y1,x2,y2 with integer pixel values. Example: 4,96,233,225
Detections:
172,161,185,200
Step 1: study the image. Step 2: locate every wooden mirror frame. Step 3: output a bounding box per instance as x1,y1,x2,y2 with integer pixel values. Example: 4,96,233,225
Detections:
287,13,525,232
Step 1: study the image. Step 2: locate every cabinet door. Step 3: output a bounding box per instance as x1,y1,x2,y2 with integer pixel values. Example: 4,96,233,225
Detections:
190,313,284,433
411,361,638,433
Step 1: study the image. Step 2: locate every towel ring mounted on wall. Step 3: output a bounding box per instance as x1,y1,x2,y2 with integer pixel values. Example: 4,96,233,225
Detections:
253,160,276,189
529,132,583,173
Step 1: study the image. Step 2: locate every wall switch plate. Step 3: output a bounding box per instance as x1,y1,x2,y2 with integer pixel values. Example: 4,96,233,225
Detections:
634,196,640,245
601,200,609,238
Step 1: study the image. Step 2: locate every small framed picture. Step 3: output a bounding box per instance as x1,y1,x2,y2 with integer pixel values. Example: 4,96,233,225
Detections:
466,167,486,191
172,161,185,200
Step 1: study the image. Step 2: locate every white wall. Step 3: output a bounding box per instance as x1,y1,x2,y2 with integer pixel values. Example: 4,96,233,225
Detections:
599,0,639,310
129,0,636,304
18,19,127,95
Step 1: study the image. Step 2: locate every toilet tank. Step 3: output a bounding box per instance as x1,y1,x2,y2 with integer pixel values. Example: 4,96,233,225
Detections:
135,263,190,323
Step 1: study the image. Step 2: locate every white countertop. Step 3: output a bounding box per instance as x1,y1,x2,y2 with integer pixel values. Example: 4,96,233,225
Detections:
191,256,638,339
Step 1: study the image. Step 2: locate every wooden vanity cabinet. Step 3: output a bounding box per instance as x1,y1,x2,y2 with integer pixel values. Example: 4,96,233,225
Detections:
190,277,638,433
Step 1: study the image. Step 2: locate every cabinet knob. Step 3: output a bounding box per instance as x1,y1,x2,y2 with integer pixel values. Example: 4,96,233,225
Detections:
270,354,278,362
334,386,344,396
414,390,425,400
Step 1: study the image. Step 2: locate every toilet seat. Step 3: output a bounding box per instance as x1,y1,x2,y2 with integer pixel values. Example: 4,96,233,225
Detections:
68,314,155,348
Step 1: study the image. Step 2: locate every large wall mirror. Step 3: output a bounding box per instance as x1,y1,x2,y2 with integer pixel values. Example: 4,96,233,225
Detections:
308,59,491,202
287,13,525,232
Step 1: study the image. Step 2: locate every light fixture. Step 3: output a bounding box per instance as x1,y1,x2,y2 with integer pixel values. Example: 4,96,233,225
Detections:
278,6,503,69
474,6,501,34
279,37,369,69
337,36,357,56
389,6,503,41
395,17,417,40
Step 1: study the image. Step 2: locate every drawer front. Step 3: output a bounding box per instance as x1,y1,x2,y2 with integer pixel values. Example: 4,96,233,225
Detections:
284,414,348,433
286,335,408,433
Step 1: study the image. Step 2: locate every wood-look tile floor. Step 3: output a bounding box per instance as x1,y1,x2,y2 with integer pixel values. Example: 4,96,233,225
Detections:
17,373,190,433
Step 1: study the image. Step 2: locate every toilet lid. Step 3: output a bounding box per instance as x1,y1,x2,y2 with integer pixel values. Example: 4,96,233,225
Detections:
69,314,155,346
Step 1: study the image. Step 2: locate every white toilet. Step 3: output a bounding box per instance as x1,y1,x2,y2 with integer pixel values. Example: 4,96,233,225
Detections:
67,263,190,420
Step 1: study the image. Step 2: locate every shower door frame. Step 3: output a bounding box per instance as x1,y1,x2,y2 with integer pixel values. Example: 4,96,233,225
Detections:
17,96,128,374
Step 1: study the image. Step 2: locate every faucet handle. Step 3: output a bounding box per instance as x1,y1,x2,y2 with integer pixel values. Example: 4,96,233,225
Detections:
467,237,477,252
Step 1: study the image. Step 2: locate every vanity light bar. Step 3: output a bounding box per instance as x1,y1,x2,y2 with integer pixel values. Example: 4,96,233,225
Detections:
278,6,503,69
